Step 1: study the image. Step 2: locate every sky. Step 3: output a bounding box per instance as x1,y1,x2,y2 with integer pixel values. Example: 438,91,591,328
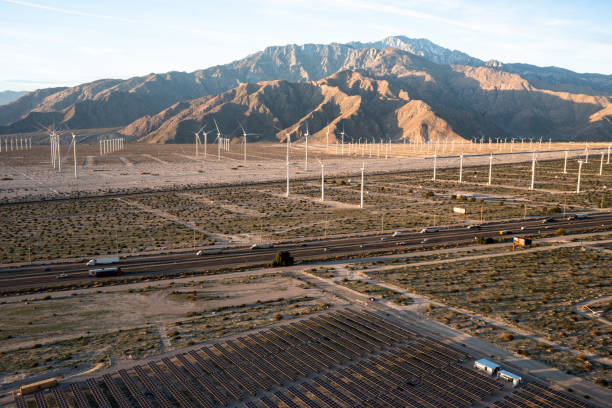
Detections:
1,0,611,91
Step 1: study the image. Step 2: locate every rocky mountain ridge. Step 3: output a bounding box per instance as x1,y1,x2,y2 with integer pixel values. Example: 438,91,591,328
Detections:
0,36,610,141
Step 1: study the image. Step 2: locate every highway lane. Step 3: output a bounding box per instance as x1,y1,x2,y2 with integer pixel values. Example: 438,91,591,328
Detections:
1,212,611,290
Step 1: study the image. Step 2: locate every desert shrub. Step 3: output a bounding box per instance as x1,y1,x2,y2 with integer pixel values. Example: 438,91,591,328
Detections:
270,251,294,267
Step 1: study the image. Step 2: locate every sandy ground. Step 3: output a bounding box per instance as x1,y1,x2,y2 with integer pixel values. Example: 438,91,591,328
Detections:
0,272,321,354
0,142,607,202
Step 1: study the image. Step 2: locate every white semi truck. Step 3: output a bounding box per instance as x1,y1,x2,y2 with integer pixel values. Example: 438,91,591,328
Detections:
86,256,119,266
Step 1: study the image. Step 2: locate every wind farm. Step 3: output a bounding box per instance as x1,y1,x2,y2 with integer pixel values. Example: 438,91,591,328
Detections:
1,2,612,405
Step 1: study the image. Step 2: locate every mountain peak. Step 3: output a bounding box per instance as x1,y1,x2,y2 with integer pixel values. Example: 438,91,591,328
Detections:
348,36,484,67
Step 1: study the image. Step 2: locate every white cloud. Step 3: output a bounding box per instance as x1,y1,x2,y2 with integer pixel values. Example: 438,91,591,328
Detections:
2,0,144,24
78,46,116,56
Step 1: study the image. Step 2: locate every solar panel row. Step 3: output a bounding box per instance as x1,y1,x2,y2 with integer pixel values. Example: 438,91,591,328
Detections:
491,381,598,408
14,309,516,408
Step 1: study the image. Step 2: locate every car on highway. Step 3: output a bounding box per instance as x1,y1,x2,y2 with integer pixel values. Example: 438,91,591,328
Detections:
196,249,222,256
250,243,274,250
467,225,481,230
520,226,527,230
541,217,555,224
420,227,438,233
499,230,512,235
392,231,402,237
57,273,68,279
323,247,330,252
359,244,366,249
369,297,376,302
396,241,407,246
421,238,429,244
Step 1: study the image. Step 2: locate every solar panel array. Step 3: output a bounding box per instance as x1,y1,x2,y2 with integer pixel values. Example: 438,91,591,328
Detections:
491,381,599,408
11,309,600,408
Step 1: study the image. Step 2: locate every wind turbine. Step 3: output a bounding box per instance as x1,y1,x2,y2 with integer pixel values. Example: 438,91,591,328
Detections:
238,122,259,163
72,132,78,181
304,122,309,170
360,162,365,209
340,125,345,157
201,127,211,160
194,126,204,158
432,147,437,181
488,152,493,185
318,159,325,201
530,151,537,190
214,119,222,161
577,160,584,193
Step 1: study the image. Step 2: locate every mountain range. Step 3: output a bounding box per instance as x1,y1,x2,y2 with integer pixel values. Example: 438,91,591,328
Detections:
0,91,28,107
1,36,611,142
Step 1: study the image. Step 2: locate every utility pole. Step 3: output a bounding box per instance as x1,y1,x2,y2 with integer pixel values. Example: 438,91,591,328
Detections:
576,160,583,193
459,153,464,183
360,163,365,209
563,150,568,174
600,152,604,176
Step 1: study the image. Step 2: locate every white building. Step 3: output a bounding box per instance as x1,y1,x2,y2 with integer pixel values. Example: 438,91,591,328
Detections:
474,358,500,376
498,370,522,387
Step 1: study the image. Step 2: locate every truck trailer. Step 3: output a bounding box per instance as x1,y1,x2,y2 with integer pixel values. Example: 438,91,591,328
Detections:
86,256,119,266
88,267,122,277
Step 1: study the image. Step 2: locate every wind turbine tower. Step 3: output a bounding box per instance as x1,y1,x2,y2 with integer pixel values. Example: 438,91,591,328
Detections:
577,160,583,193
304,122,309,170
488,153,493,185
72,133,77,181
214,119,222,161
319,160,325,201
530,152,537,190
360,163,365,209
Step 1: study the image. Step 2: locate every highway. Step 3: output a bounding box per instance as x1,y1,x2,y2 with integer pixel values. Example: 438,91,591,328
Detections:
1,212,611,291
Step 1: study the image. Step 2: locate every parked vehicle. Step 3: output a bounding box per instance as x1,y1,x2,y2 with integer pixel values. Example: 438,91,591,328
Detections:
86,256,119,266
57,273,68,279
392,231,402,237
